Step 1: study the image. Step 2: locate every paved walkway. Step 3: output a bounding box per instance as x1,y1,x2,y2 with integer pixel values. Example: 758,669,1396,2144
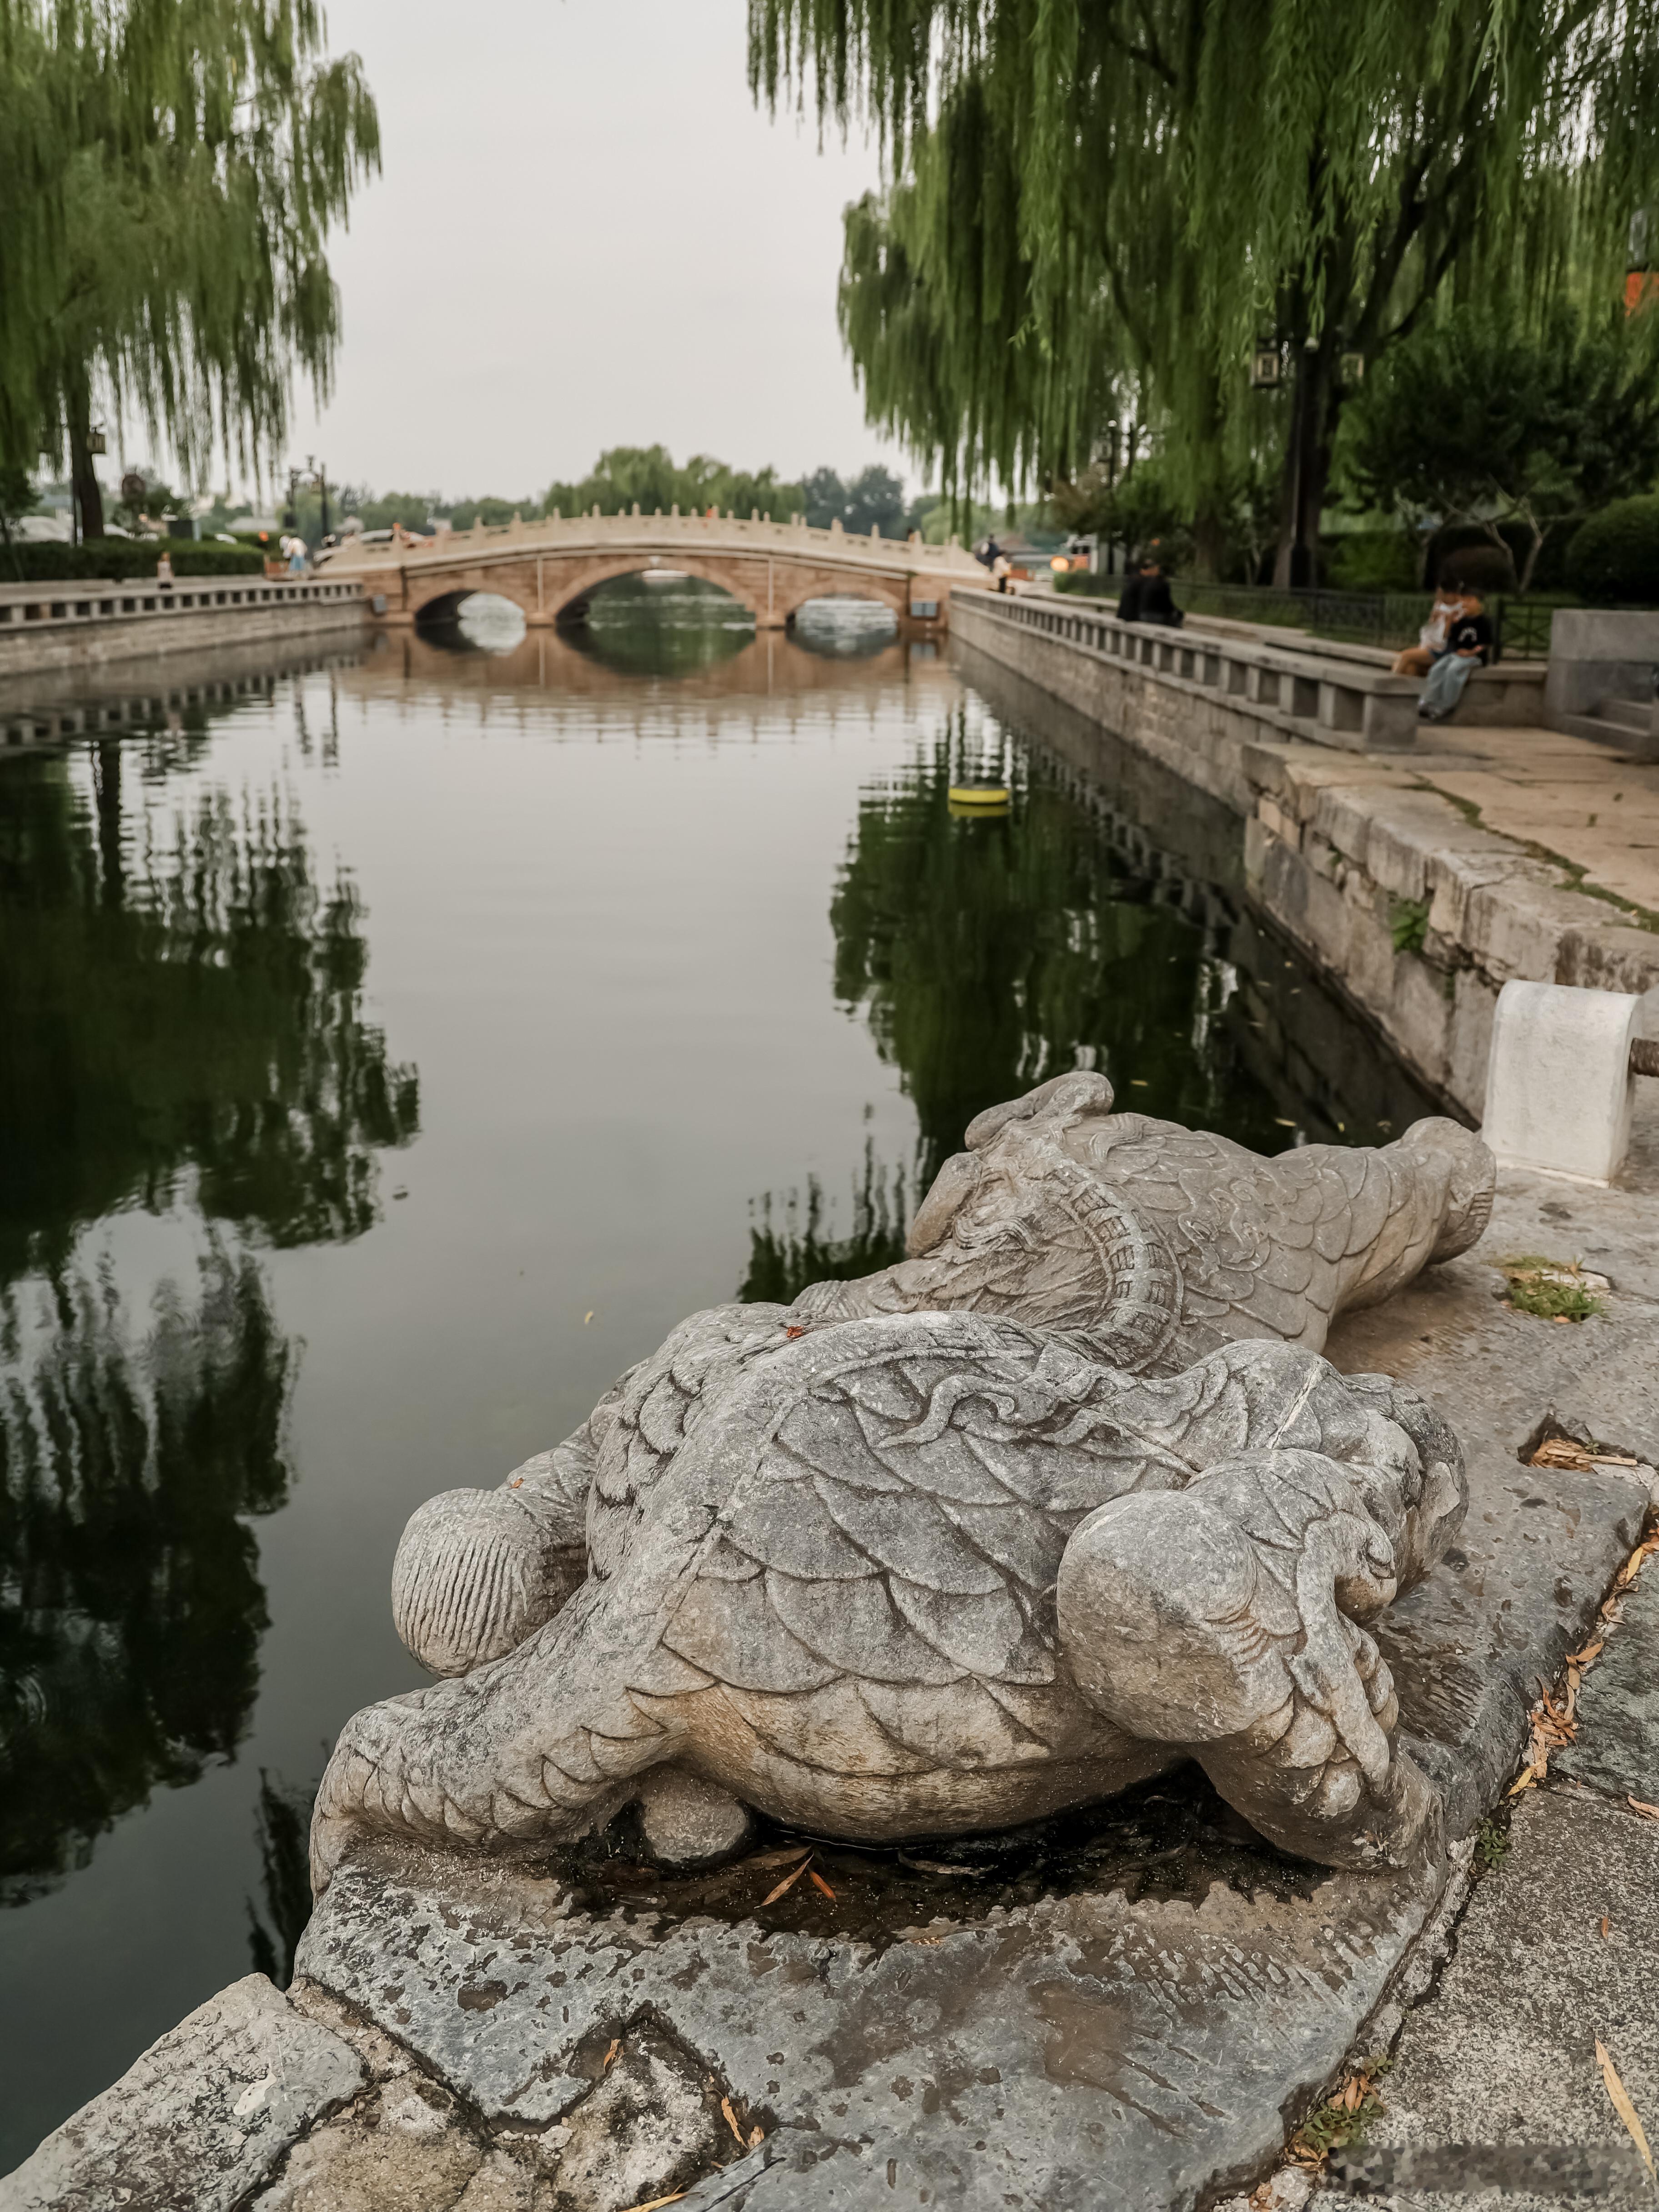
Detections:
1222,1099,1659,2212
1410,724,1659,923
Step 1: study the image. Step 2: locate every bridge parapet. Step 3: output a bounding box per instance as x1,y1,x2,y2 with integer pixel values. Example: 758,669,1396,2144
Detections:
323,509,985,631
327,508,985,578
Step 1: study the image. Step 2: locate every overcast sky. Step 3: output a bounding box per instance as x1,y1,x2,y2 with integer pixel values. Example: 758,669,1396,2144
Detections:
272,1,909,506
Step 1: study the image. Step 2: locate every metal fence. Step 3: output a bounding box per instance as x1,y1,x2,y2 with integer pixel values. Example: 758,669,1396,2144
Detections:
1129,578,1565,660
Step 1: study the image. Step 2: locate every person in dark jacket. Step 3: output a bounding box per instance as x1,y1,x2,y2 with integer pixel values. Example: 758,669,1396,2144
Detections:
1119,557,1183,627
1418,593,1493,721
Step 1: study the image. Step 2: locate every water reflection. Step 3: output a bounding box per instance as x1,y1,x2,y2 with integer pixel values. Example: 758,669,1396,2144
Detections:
560,574,754,678
0,722,418,1897
827,706,1301,1184
245,1768,319,1988
791,598,899,659
0,746,419,1274
739,1144,910,1305
0,1243,293,1897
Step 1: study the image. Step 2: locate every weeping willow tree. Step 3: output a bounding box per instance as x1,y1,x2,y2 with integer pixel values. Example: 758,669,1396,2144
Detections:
752,0,1659,581
0,0,379,536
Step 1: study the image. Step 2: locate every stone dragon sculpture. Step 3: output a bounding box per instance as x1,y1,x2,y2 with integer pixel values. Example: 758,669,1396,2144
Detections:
311,1076,1493,1897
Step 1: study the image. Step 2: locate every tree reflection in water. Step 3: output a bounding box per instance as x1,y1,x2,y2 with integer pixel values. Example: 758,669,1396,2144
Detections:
742,706,1335,1301
828,711,1282,1187
246,1767,319,1987
0,725,418,1898
739,1143,910,1306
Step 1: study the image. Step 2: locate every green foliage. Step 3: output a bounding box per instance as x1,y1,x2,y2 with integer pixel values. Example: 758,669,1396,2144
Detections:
0,465,39,542
1290,2063,1392,2162
1327,532,1422,593
445,495,528,533
0,0,381,521
542,444,809,526
802,463,929,537
751,0,1659,573
1500,1257,1605,1322
1338,304,1659,591
339,487,439,534
109,468,177,536
1474,1815,1511,1871
1567,495,1659,605
0,537,262,580
1389,897,1431,955
1050,457,1194,569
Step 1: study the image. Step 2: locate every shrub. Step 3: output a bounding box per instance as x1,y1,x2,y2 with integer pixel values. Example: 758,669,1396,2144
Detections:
0,537,264,583
1438,539,1518,593
1565,496,1659,605
1326,531,1421,592
1053,568,1114,596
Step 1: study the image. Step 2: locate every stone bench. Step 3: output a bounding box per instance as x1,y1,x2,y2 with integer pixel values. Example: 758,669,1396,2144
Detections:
989,588,1545,750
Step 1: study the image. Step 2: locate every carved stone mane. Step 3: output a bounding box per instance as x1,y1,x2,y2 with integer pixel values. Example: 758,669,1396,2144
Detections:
312,1080,1492,1899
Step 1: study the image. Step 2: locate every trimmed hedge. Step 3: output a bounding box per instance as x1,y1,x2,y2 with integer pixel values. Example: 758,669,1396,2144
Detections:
1325,530,1421,592
1565,496,1659,605
0,536,264,582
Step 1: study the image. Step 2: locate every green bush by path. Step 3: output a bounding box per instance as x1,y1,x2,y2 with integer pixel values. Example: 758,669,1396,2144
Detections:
1566,497,1659,605
1326,531,1422,592
0,538,265,583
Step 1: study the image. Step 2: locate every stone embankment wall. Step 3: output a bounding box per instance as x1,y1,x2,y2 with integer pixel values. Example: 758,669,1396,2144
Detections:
954,590,1659,1117
0,576,365,679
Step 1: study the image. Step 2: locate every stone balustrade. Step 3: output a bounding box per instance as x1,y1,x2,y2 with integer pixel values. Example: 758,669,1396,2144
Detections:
0,575,367,678
329,507,986,583
0,575,361,628
976,586,1546,753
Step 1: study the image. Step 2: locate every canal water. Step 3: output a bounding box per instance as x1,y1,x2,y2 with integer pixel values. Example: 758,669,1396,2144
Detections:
0,582,1438,2166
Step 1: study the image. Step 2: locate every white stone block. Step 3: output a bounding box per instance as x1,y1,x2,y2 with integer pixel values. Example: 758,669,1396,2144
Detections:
1481,980,1640,1184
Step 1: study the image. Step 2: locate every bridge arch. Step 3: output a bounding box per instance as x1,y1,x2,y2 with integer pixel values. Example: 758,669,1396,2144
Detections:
549,562,759,628
346,520,966,635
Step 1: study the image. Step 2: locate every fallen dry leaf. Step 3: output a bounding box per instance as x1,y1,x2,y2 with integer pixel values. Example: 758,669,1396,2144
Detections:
721,2096,746,2149
760,1859,812,1907
1566,1640,1605,1667
1596,2041,1656,2184
908,1934,944,1946
748,2126,765,2148
602,2038,621,2071
616,2195,686,2212
1508,1765,1540,1796
744,1846,810,1872
1628,1797,1659,1824
809,1870,837,1900
1600,1915,1611,1940
1532,1436,1592,1466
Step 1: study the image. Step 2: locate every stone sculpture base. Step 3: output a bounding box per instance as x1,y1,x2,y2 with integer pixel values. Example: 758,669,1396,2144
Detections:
10,1152,1656,2212
283,1434,1642,2212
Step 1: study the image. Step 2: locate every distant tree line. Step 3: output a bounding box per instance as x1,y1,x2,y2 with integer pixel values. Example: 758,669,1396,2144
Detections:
324,446,943,545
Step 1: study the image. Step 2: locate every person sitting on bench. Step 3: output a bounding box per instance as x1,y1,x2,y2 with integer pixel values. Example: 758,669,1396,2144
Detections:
1418,593,1493,722
1117,555,1184,627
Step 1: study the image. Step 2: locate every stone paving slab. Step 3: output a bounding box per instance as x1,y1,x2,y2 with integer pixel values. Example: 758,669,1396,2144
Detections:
0,1975,365,2212
297,1840,1444,2212
1554,1568,1659,1807
1312,1787,1659,2212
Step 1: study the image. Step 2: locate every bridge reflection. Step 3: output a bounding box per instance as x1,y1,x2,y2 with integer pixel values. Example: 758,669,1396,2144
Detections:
352,612,951,712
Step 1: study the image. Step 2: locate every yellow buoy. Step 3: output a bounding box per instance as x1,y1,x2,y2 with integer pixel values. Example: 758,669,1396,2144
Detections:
948,784,1010,808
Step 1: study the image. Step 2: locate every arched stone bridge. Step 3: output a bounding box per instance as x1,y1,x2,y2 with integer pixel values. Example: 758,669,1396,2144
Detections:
321,509,987,631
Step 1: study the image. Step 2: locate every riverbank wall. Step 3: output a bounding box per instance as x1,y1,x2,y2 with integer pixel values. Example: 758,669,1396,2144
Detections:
0,575,365,681
953,588,1659,1119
